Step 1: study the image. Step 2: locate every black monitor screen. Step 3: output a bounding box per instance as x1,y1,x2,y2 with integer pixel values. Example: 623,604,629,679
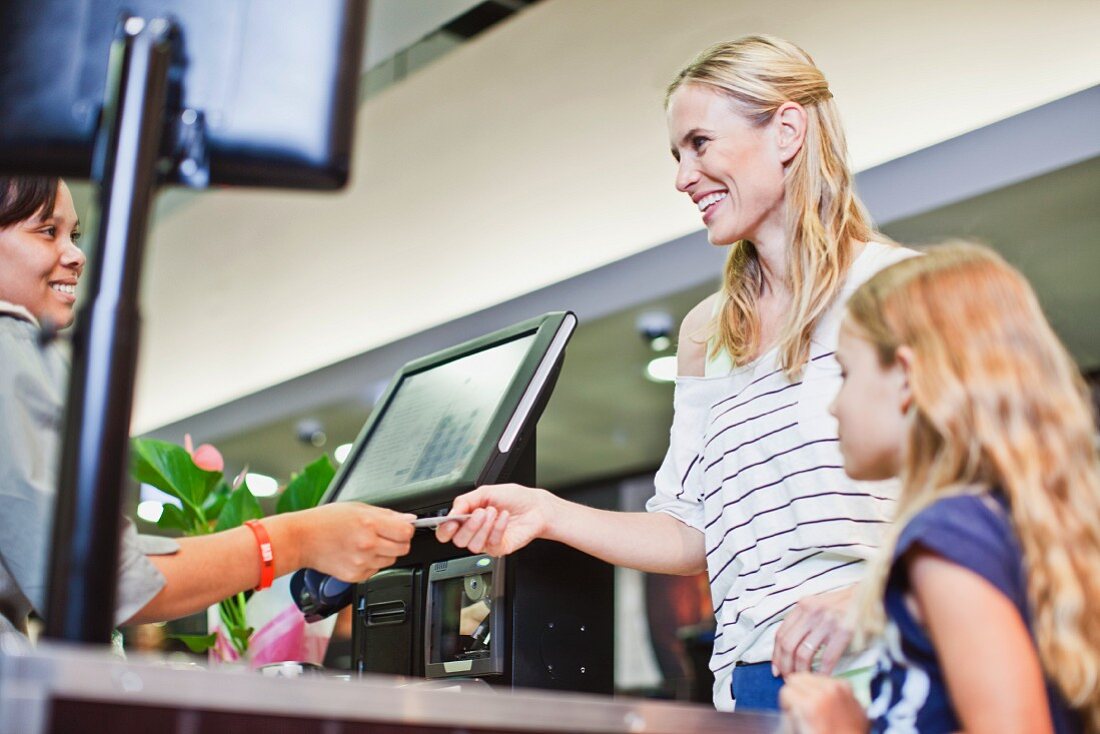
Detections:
337,334,537,502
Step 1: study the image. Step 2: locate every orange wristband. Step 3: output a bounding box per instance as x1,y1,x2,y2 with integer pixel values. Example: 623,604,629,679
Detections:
244,520,275,591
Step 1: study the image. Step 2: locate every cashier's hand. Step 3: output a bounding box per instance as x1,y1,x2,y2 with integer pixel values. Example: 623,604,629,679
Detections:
773,585,857,676
435,484,554,556
778,673,868,734
294,503,416,582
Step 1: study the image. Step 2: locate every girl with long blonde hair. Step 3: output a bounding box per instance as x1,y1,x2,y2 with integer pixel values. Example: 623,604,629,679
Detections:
437,35,917,711
779,243,1100,733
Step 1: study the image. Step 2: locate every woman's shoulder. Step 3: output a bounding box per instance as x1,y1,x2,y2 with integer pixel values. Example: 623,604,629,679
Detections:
677,293,720,378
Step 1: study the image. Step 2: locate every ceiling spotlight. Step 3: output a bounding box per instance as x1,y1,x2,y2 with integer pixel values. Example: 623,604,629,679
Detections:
636,310,674,352
645,355,677,383
649,335,672,352
296,418,327,447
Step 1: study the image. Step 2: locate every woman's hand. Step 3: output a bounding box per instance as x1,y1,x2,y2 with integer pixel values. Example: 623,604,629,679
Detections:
435,484,555,556
291,503,416,583
772,585,856,676
779,673,868,734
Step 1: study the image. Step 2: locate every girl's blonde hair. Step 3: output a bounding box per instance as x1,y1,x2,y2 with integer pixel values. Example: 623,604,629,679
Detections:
666,35,878,377
848,242,1100,730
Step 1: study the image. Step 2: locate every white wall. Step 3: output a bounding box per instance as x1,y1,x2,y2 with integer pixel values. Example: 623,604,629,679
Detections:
134,0,1100,432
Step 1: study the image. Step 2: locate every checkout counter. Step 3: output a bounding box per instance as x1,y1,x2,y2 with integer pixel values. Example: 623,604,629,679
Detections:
0,312,781,732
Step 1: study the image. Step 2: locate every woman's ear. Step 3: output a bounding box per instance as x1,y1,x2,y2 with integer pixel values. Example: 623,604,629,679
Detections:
774,101,807,164
894,345,916,414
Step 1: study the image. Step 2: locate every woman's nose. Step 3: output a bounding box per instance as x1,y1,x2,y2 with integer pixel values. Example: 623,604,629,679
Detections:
61,240,86,271
675,157,699,193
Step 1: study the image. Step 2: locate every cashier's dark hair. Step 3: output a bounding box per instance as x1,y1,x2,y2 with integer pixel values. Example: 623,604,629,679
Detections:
0,176,60,229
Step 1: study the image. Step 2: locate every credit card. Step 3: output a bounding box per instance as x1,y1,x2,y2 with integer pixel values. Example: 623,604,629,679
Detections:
410,514,472,529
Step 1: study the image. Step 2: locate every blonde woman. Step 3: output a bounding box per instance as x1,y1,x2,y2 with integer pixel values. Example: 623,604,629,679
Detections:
779,244,1099,733
437,36,915,710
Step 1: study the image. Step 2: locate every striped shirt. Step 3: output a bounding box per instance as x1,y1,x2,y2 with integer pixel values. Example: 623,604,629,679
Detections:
647,242,917,711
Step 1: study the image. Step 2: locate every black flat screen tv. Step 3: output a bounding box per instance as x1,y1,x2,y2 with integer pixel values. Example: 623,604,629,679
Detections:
0,0,366,189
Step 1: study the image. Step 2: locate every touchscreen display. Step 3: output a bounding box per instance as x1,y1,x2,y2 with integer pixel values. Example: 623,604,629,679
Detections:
336,334,535,501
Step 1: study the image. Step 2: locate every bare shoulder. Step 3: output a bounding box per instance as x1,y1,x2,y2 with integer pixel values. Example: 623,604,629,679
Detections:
677,293,719,377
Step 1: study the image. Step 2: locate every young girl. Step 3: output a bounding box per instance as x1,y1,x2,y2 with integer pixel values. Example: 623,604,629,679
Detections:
778,243,1100,733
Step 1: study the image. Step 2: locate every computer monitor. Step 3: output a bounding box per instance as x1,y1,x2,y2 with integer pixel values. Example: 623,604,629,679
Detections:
0,0,365,189
324,311,577,513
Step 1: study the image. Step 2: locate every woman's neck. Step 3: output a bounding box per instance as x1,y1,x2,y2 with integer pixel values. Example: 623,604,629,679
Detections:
751,226,790,300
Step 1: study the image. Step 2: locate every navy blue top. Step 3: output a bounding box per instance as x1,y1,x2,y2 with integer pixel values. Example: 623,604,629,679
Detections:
867,492,1081,733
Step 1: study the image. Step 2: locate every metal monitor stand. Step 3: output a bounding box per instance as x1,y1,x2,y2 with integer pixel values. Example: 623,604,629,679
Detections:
44,16,179,643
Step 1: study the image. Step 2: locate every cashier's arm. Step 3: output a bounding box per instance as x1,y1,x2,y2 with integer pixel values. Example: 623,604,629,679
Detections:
126,504,415,624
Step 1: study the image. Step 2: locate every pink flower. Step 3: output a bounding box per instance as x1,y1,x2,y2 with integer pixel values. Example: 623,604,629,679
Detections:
184,433,225,473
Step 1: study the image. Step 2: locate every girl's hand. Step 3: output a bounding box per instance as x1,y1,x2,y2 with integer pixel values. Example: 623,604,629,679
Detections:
773,585,857,676
435,484,555,556
779,673,868,734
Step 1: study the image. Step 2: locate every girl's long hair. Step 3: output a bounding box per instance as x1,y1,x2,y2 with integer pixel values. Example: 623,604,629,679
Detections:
849,243,1100,730
666,35,878,377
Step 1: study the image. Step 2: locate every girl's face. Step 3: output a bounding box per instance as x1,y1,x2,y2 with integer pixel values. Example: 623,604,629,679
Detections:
666,83,791,246
0,181,84,327
831,318,911,481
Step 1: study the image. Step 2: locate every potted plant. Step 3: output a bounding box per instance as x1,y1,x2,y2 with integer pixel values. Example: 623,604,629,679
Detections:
130,435,337,664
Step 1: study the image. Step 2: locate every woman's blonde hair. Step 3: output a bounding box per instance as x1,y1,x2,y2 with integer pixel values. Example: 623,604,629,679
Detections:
666,35,878,377
848,242,1100,729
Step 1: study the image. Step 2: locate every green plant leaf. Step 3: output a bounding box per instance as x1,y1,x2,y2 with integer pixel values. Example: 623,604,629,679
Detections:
214,481,263,533
277,455,336,514
156,503,191,532
202,479,232,523
131,438,221,517
171,632,218,654
227,624,254,654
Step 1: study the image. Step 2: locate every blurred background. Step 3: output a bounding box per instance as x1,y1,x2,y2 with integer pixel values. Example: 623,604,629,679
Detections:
71,0,1100,699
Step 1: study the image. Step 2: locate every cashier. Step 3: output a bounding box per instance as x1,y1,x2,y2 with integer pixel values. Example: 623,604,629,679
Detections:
0,175,415,639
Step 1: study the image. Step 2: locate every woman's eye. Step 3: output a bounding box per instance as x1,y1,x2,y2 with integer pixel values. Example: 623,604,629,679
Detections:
692,136,708,151
40,226,57,238
72,231,82,244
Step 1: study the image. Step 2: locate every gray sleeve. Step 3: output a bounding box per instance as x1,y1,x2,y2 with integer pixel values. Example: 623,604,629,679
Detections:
0,323,66,618
114,519,178,626
0,320,180,628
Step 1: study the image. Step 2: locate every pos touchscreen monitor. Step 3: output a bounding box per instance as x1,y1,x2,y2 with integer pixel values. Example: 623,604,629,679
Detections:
322,312,577,513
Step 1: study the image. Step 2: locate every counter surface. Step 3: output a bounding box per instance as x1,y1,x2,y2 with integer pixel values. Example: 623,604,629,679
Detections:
0,640,782,734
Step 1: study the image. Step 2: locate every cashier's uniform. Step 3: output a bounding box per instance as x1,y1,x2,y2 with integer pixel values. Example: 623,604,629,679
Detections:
0,300,178,640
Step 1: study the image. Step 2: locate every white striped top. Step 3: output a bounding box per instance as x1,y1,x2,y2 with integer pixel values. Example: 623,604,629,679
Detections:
647,242,917,711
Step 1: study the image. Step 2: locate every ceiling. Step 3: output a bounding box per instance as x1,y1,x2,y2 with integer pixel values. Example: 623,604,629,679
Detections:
200,155,1099,507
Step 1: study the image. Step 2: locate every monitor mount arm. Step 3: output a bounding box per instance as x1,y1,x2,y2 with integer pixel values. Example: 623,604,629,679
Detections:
43,15,204,644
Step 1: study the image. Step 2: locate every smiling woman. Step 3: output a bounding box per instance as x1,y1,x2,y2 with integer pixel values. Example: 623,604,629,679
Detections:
0,177,85,329
0,175,420,644
433,35,919,713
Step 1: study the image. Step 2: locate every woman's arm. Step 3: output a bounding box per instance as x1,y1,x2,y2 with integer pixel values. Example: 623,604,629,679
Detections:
436,485,706,576
126,503,415,624
908,546,1053,734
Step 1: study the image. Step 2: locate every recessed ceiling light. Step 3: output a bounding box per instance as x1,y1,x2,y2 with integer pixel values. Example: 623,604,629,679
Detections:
136,500,164,523
645,355,677,383
247,472,280,497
